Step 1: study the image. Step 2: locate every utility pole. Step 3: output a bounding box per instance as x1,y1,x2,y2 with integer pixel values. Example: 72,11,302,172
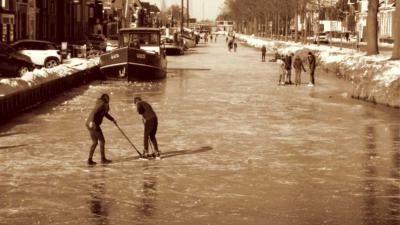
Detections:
187,0,190,27
203,0,204,21
181,0,184,34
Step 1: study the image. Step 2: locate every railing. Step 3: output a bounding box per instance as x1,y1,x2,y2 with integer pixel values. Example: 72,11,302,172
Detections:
0,66,101,124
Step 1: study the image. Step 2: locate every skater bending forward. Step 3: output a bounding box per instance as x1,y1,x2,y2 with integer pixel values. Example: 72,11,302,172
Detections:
134,96,160,158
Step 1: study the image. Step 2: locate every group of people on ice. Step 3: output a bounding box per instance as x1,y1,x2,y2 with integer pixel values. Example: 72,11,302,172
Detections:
85,94,159,165
261,45,316,86
227,36,238,52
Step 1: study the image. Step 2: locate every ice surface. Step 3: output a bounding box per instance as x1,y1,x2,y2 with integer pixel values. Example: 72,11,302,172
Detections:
0,40,399,225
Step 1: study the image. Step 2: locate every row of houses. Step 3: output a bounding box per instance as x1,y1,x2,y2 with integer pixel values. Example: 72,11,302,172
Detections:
315,0,396,42
356,0,396,42
0,0,160,44
305,0,396,42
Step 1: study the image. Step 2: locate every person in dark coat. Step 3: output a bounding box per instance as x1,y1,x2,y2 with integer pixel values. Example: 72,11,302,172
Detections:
307,52,316,86
86,94,116,165
284,54,293,85
293,55,306,86
134,96,160,158
228,39,233,52
261,45,266,62
345,32,350,42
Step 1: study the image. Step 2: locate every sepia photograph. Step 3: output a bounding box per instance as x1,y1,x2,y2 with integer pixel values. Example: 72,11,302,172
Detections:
0,0,399,224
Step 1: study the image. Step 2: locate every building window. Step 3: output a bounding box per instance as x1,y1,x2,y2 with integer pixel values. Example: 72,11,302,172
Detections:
89,7,94,18
50,0,55,14
50,24,55,37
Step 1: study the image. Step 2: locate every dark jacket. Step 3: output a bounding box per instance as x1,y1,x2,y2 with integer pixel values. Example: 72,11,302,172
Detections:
261,46,266,54
293,57,306,71
136,101,157,120
285,55,292,70
86,98,115,127
308,54,316,70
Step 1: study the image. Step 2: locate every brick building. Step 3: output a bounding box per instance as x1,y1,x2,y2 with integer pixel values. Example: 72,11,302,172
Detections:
0,0,160,44
36,0,103,43
0,0,37,42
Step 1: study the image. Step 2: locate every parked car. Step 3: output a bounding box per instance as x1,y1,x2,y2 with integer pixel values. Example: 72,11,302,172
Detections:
314,32,330,44
0,42,35,77
87,34,107,52
11,40,61,68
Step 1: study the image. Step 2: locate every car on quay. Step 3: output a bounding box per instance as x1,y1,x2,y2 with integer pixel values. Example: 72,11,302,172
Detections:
87,34,107,52
314,32,330,44
11,40,62,68
0,42,35,77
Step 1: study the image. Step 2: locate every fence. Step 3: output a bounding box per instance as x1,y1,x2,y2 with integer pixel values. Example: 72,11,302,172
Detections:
0,66,102,124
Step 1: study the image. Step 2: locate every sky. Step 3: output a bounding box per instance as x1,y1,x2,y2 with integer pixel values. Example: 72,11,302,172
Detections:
146,0,226,21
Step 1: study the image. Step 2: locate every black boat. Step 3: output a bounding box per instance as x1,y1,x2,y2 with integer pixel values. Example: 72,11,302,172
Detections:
161,27,185,55
99,28,167,81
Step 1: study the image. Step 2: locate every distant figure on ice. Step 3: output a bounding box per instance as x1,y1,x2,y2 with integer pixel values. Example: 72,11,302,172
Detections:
86,94,116,165
345,32,350,42
233,41,238,52
195,34,200,45
293,55,306,86
284,54,293,85
307,52,316,86
269,48,279,62
210,34,213,42
277,56,286,85
134,96,160,159
261,45,266,62
226,36,228,43
228,39,233,52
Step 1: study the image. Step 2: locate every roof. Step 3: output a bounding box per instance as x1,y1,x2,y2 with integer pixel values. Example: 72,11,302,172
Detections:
149,4,160,13
119,28,161,33
11,40,57,45
141,2,150,9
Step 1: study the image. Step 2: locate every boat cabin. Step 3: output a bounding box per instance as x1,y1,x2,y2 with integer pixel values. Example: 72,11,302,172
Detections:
119,28,162,54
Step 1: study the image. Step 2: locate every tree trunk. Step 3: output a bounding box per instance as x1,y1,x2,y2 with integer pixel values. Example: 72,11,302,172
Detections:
277,13,280,38
294,4,299,42
284,15,288,40
253,16,257,35
392,0,400,59
366,0,379,55
302,12,307,43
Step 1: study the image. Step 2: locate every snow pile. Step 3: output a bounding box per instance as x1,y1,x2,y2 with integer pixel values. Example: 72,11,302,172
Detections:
0,57,99,96
237,34,400,108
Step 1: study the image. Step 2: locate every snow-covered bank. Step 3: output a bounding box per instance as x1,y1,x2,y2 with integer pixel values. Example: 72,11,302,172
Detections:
237,34,400,108
0,57,99,96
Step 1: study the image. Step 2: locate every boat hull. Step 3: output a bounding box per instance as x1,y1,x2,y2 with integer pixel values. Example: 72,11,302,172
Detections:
165,45,184,55
99,47,167,81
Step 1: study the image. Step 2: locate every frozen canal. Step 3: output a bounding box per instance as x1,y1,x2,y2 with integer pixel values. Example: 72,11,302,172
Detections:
1,40,400,225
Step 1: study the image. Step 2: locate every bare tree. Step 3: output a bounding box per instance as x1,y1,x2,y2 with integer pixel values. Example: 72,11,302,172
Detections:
392,0,400,59
366,0,379,55
219,0,314,40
